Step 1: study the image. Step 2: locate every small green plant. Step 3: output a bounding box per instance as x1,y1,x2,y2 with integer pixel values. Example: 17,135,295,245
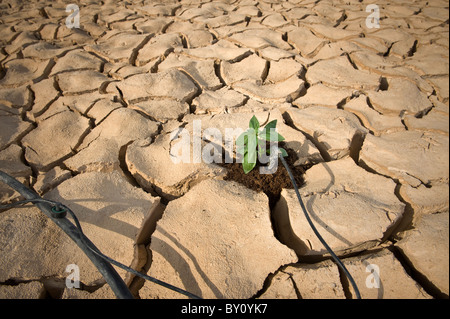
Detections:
236,115,288,174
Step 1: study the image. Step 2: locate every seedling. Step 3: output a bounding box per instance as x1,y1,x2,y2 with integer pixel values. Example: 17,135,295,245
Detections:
236,115,288,174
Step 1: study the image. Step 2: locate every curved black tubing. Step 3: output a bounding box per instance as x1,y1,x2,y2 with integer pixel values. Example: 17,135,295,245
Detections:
0,170,201,299
2,158,361,299
278,154,362,299
0,170,134,299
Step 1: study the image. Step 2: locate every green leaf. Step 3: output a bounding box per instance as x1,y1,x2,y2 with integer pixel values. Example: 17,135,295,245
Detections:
279,147,288,157
259,119,277,141
243,152,257,173
247,130,257,157
236,131,248,156
260,129,285,142
249,115,260,131
274,132,285,142
259,129,269,141
257,138,266,156
236,131,246,146
264,119,277,131
243,130,257,174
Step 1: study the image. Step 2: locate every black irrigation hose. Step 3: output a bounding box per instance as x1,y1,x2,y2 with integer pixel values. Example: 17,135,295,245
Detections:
278,154,362,299
2,155,361,300
0,170,133,299
63,205,202,299
0,170,201,300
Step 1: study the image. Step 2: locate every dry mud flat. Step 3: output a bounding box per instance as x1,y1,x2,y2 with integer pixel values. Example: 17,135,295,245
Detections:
0,0,448,299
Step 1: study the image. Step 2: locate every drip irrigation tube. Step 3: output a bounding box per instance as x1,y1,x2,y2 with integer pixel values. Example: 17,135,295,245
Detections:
278,154,362,299
0,170,201,300
1,154,360,300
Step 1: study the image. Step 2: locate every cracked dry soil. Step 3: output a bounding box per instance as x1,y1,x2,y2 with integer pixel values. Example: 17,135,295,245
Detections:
0,0,449,299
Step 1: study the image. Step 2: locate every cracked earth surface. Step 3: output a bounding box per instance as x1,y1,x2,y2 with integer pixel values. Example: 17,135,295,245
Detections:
0,0,448,299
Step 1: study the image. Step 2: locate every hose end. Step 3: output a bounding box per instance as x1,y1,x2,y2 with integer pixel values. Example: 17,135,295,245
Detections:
51,205,67,219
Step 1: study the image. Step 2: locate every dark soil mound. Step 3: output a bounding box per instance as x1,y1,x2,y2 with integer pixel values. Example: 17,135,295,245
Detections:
220,145,308,208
